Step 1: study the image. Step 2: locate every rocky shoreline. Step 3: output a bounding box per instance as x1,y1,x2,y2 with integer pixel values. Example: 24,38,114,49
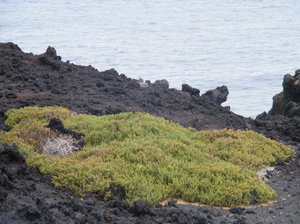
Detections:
0,42,300,223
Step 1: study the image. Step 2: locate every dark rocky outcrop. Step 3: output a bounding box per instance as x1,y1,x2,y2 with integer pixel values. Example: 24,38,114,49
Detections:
202,85,229,105
182,83,200,96
0,144,26,184
154,79,169,90
0,42,248,131
269,70,300,117
253,112,300,143
0,143,25,164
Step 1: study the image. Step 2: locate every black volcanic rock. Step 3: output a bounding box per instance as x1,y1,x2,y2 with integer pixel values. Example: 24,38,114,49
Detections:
45,118,84,140
0,110,10,132
154,79,169,89
0,42,249,131
44,46,58,58
129,200,154,216
202,85,229,105
253,112,300,143
269,70,300,117
182,83,200,96
0,143,26,189
0,143,25,164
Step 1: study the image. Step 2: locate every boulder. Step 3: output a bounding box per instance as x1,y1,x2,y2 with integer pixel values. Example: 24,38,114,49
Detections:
154,79,169,89
182,84,200,96
202,85,229,105
45,46,58,58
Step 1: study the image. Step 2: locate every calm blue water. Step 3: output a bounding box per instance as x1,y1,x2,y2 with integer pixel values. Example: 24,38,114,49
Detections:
1,0,300,117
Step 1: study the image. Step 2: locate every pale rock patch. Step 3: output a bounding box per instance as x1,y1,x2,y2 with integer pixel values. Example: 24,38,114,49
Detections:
257,166,275,181
42,134,79,157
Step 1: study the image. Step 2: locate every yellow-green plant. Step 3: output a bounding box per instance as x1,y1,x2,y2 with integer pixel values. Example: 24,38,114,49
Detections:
0,106,295,207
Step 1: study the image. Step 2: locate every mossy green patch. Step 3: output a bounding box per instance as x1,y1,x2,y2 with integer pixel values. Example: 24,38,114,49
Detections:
0,106,295,207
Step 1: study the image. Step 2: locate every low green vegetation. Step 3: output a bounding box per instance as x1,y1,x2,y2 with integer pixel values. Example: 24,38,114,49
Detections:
0,106,295,207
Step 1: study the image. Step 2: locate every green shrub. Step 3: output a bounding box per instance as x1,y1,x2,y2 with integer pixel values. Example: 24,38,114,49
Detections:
0,106,295,207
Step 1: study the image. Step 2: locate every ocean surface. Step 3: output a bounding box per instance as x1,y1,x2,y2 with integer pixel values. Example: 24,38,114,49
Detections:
1,0,300,117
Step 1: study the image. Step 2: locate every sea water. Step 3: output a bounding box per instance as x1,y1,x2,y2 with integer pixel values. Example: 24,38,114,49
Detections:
1,0,300,117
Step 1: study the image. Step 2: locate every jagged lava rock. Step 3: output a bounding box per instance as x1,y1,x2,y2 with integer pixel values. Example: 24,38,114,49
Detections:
182,83,200,96
269,70,300,117
202,85,229,106
0,42,248,131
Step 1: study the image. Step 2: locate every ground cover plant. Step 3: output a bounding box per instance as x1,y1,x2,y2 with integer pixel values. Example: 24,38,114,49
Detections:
0,106,295,207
